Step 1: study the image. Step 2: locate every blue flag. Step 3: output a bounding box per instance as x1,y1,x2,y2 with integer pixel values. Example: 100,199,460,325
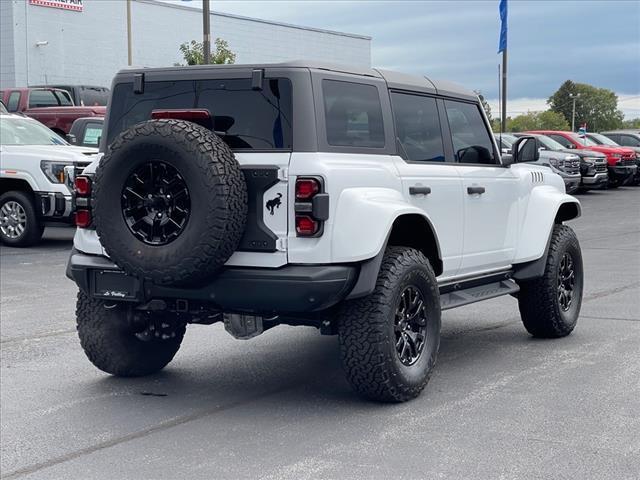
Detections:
498,0,507,53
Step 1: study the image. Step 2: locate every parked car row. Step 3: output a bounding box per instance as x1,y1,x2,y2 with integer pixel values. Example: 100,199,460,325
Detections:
495,130,639,189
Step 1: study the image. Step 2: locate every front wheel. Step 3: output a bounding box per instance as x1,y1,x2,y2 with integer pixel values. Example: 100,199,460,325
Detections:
0,191,44,247
517,225,583,338
76,291,185,376
337,247,441,402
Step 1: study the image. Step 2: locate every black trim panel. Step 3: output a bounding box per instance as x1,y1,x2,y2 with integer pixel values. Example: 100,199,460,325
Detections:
239,165,279,252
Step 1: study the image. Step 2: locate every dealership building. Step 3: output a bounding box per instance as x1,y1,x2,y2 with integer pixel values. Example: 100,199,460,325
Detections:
0,0,371,90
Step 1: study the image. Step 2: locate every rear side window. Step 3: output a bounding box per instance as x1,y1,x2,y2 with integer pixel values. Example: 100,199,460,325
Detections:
444,100,496,164
106,78,292,150
619,134,640,147
391,92,445,162
322,80,384,148
6,92,21,112
28,90,72,108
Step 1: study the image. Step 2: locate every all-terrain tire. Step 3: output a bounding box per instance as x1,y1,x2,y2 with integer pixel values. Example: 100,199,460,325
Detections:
517,224,583,338
76,291,185,377
0,191,44,247
93,119,247,286
337,247,441,402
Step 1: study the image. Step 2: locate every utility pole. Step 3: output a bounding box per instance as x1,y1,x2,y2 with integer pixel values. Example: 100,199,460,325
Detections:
126,0,132,66
203,0,211,64
570,93,580,132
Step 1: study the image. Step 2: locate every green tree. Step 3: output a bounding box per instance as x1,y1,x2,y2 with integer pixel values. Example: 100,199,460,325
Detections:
508,110,570,132
474,90,492,123
177,38,236,66
622,117,640,129
548,80,624,131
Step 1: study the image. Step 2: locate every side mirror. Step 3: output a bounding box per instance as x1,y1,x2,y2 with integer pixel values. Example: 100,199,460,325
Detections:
566,143,576,149
66,134,77,144
501,153,514,166
512,136,540,163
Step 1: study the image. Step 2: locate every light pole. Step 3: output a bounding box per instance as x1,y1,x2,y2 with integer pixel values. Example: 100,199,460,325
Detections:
203,0,211,64
570,93,580,132
126,0,132,66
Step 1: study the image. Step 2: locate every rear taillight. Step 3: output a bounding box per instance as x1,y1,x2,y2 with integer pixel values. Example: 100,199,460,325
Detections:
74,175,92,227
295,178,320,200
295,215,319,236
75,209,92,228
294,177,328,237
75,176,91,196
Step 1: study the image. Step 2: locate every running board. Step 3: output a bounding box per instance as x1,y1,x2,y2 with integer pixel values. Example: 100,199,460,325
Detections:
440,279,520,311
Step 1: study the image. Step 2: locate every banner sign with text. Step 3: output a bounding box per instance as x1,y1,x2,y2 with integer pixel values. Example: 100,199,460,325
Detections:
29,0,84,12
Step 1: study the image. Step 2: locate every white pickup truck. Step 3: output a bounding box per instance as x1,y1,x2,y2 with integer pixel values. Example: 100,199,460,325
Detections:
0,113,95,246
67,62,584,402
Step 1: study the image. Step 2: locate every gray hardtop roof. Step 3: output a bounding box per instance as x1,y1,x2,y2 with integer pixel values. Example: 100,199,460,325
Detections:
114,61,477,100
600,129,640,134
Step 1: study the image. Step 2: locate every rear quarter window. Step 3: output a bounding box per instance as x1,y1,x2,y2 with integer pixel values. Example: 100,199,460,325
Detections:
106,78,292,150
322,80,385,148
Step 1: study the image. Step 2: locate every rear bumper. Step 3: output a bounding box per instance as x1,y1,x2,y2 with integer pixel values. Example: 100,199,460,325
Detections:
66,250,358,314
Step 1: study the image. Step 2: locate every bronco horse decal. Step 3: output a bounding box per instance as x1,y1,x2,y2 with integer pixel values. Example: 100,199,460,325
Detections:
265,193,283,215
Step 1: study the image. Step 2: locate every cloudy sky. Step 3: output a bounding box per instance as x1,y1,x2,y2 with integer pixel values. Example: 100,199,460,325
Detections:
166,0,639,118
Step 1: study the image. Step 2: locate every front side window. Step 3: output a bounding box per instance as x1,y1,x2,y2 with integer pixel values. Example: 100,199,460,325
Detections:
6,92,20,112
444,100,496,164
322,80,384,148
391,92,445,162
106,78,292,149
547,134,574,149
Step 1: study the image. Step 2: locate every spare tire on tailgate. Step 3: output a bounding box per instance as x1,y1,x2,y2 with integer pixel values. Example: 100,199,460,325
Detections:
93,119,247,286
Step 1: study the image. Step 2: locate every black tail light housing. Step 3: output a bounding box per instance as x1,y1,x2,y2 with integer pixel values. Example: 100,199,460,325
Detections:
74,175,93,228
294,177,329,237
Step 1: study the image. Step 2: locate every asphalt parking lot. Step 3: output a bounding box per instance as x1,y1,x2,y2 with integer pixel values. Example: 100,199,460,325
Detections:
1,187,639,480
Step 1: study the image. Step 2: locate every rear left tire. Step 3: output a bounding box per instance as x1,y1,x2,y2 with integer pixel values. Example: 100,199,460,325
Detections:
337,247,441,402
76,291,185,377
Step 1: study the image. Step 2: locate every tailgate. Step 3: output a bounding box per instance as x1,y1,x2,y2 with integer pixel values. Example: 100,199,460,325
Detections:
226,152,291,268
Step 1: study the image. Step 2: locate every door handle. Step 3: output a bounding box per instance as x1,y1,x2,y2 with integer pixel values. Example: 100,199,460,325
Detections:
467,186,486,195
409,186,432,195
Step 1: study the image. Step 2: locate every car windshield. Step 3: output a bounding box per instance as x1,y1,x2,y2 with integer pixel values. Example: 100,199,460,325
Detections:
495,134,517,147
0,116,69,145
570,133,597,146
588,133,619,146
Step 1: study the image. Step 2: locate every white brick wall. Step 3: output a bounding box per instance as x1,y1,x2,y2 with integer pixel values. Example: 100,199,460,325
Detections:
1,0,371,89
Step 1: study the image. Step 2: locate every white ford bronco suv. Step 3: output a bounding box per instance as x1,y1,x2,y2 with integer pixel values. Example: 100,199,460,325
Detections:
67,62,583,402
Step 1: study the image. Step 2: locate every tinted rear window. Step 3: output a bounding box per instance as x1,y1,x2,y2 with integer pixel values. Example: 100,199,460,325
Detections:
106,78,292,150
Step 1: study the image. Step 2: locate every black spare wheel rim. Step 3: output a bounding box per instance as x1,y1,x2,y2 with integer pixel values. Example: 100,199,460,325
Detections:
557,252,575,312
121,161,190,246
394,285,428,366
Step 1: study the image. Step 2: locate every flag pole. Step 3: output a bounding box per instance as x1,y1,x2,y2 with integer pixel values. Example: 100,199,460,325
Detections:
501,48,507,132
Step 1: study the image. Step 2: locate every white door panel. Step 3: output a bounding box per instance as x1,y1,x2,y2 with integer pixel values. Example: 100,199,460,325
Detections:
457,165,519,275
393,157,464,277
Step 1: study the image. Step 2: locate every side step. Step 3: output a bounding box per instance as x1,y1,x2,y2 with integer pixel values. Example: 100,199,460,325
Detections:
440,279,520,311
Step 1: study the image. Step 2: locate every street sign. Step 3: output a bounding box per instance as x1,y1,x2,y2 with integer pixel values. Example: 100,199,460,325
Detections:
28,0,84,12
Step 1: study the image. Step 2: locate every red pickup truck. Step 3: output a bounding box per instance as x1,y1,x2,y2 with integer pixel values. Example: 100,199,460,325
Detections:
0,88,105,136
